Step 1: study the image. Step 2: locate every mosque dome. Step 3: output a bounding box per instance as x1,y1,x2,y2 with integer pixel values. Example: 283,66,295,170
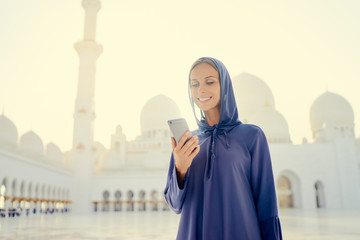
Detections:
19,130,44,155
310,91,354,133
140,94,181,133
249,106,291,143
0,114,18,146
232,73,275,121
45,142,63,161
100,149,123,170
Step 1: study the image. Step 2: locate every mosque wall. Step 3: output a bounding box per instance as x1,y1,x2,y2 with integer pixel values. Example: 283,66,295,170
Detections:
0,149,73,215
0,149,73,187
332,138,360,209
270,141,360,210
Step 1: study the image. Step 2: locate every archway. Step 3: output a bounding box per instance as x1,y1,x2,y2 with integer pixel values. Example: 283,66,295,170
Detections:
102,190,110,212
19,180,26,215
161,193,170,211
277,169,302,208
114,190,122,211
151,190,158,211
277,176,293,208
0,178,7,217
314,180,326,208
10,179,18,217
138,190,146,211
33,183,39,214
126,190,134,211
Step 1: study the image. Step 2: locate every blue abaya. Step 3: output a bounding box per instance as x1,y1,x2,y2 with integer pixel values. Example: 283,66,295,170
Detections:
164,57,283,240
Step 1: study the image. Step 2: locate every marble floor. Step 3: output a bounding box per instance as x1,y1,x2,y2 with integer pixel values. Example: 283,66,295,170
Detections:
1,208,360,239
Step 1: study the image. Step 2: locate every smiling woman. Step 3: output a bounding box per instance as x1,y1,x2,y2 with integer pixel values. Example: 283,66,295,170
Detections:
164,57,283,240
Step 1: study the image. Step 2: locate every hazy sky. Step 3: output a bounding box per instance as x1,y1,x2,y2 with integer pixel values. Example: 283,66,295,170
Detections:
1,0,359,152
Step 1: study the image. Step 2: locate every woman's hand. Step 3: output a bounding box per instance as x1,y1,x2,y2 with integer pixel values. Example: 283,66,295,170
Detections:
171,131,200,179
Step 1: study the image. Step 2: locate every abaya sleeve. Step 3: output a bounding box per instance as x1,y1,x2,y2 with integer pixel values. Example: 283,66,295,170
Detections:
164,152,191,214
250,128,283,240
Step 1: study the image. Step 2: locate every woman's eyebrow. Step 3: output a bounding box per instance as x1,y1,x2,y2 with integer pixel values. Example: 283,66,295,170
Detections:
191,76,217,81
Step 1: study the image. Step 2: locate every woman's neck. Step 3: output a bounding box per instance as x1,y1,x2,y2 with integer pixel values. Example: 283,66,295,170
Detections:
204,107,221,126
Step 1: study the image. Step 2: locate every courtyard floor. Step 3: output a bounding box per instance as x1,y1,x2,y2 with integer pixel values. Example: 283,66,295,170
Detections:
1,208,360,239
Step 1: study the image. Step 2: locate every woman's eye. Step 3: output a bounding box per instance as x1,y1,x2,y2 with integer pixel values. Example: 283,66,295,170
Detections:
207,82,214,85
191,83,199,87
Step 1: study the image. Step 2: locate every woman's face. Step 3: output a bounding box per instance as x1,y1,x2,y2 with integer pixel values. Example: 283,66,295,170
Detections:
190,63,221,113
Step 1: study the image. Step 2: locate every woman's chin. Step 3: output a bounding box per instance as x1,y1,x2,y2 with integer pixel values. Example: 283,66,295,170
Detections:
194,103,208,112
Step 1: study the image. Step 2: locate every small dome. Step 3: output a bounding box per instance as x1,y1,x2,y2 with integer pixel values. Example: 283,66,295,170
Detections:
45,142,63,161
100,149,123,170
140,94,181,133
0,114,18,145
249,106,291,143
310,91,354,133
232,73,275,121
19,130,44,155
92,141,106,152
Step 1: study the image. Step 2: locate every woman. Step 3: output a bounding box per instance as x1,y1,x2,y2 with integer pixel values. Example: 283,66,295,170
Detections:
164,57,283,240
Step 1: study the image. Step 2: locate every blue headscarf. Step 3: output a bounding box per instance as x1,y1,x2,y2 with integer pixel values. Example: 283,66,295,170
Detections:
188,57,242,179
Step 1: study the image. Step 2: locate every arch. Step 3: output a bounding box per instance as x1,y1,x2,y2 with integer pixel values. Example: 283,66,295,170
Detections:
47,185,51,200
151,190,158,211
11,178,18,211
62,188,66,201
102,190,110,212
20,180,26,198
138,190,146,211
0,178,7,210
314,180,326,208
19,180,27,212
114,190,122,211
52,186,56,200
34,183,40,199
57,187,61,201
32,183,40,214
277,169,302,208
126,190,134,211
11,178,18,199
28,182,33,199
40,184,46,213
41,184,46,199
161,192,170,211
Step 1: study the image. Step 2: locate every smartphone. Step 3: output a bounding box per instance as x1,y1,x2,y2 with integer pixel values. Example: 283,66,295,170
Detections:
167,118,191,144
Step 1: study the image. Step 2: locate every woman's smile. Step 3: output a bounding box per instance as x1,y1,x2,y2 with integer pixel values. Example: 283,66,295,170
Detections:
198,96,212,102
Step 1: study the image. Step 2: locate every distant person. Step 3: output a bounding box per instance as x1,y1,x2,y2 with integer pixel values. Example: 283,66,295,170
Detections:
164,57,283,239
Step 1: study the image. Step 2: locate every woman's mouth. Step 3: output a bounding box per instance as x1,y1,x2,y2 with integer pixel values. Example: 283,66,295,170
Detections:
198,97,212,102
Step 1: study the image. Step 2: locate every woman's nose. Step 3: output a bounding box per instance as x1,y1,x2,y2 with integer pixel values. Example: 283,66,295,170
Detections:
198,83,206,93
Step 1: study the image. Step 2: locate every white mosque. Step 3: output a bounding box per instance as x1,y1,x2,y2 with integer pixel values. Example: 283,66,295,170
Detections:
1,0,360,218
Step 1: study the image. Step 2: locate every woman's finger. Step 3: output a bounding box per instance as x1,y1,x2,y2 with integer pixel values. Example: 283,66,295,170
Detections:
188,145,200,159
182,136,199,156
178,131,191,150
171,137,176,151
184,136,198,155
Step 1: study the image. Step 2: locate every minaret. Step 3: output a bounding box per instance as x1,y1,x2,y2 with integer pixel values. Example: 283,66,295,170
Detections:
71,0,102,213
72,0,103,150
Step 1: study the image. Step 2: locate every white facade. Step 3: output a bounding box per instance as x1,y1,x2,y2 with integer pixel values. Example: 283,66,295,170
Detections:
1,0,360,218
